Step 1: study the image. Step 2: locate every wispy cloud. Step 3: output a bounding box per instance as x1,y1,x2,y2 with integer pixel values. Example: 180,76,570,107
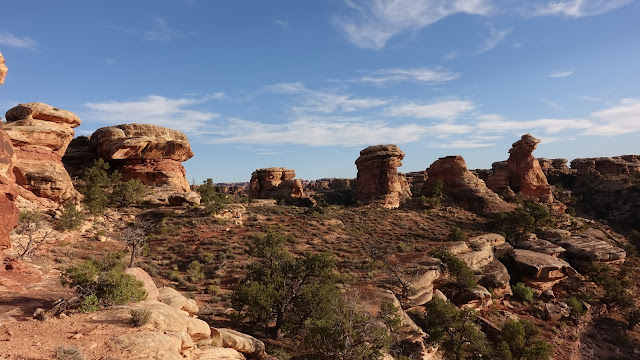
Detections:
386,100,475,120
569,94,603,102
274,19,289,29
538,98,563,110
526,0,632,17
547,69,575,78
84,95,219,134
477,27,511,54
104,58,121,64
0,32,37,49
476,117,594,134
583,98,640,135
335,0,491,49
431,140,496,148
259,150,296,155
112,17,193,42
339,67,460,85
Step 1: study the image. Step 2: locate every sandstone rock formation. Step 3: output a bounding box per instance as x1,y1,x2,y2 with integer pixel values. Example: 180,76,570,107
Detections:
486,134,554,203
4,103,81,204
538,158,573,176
355,144,411,208
515,233,566,257
90,124,198,204
423,156,515,214
507,249,576,290
249,167,304,199
571,155,640,176
0,51,7,85
545,228,626,268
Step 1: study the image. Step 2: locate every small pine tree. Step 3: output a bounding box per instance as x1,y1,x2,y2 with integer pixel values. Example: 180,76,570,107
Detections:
110,178,147,207
80,159,120,215
58,200,84,230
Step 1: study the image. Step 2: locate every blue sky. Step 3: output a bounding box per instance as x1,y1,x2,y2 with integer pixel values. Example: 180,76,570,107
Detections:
1,0,639,183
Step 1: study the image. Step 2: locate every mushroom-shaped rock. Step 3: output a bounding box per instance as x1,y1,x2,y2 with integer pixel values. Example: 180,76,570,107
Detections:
90,123,193,161
4,103,81,204
487,134,554,203
249,167,304,199
424,156,515,214
355,144,411,208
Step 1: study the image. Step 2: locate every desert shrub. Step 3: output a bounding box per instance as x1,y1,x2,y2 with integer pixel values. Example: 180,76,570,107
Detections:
198,178,229,215
187,260,205,283
110,178,147,207
303,294,399,360
420,180,444,209
415,297,489,360
522,201,553,228
488,208,535,243
15,209,52,258
79,294,98,313
626,308,640,330
130,307,152,327
206,284,221,295
447,226,467,242
565,297,586,317
58,200,84,230
55,345,84,360
496,319,553,360
231,226,339,338
430,246,476,290
511,283,534,303
61,253,146,307
601,276,634,309
80,158,121,215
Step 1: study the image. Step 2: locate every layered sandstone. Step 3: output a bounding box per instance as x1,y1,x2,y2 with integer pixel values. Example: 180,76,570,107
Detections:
486,134,554,203
90,124,194,193
4,103,81,204
0,51,7,85
422,156,514,214
570,156,640,176
538,158,573,176
355,144,411,208
249,167,304,199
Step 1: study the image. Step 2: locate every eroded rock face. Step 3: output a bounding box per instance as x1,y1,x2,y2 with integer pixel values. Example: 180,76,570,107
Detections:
487,134,554,203
0,51,7,85
545,228,626,268
90,124,195,197
538,158,572,176
4,103,81,204
355,144,411,208
507,249,576,290
249,167,304,199
0,124,19,263
571,156,640,176
423,156,515,214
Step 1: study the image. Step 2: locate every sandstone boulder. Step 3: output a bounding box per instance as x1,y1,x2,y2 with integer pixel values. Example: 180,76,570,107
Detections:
507,249,576,290
125,267,159,301
158,287,199,315
249,167,304,199
515,233,566,257
487,134,554,203
191,347,246,360
4,103,81,204
216,328,266,359
355,144,411,208
546,229,626,267
423,156,514,214
90,124,195,196
112,331,184,360
454,285,492,309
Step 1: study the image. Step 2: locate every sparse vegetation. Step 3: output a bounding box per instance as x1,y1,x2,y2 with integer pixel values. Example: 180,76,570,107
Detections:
80,158,121,215
130,307,152,327
447,226,467,242
488,208,535,243
58,200,84,230
198,178,229,215
110,178,147,207
496,319,553,360
511,282,534,303
430,246,476,290
15,210,54,258
55,345,84,360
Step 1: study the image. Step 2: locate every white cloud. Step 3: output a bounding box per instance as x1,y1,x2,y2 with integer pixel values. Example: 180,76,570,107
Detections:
538,98,563,110
386,100,475,120
84,95,219,134
476,118,594,134
113,17,193,42
274,20,289,29
342,67,460,84
431,140,496,148
527,0,632,17
583,98,640,135
0,32,37,49
335,0,491,49
477,27,511,53
569,94,603,102
547,69,575,78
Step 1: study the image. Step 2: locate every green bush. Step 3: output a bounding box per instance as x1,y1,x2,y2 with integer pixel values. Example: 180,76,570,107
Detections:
130,307,152,327
198,178,229,215
488,208,535,243
416,297,489,360
61,253,146,307
497,319,552,360
430,246,476,290
511,282,534,303
625,308,640,330
447,226,467,242
110,178,147,207
206,284,221,296
58,200,84,230
79,294,98,313
187,260,205,283
565,297,585,316
80,158,121,215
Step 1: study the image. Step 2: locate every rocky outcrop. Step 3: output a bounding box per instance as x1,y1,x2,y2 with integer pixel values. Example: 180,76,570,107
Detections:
4,103,81,204
545,228,626,268
90,124,197,204
61,136,97,178
249,167,304,199
506,249,576,290
423,156,515,214
0,51,7,85
538,158,573,176
486,134,554,203
515,233,566,257
570,156,640,176
355,144,411,208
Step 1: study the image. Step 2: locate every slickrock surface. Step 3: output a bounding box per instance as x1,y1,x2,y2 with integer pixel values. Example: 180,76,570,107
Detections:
4,102,81,204
546,228,626,267
249,167,304,199
507,249,576,290
571,155,640,176
423,156,514,214
355,144,411,208
487,134,554,203
90,124,194,193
